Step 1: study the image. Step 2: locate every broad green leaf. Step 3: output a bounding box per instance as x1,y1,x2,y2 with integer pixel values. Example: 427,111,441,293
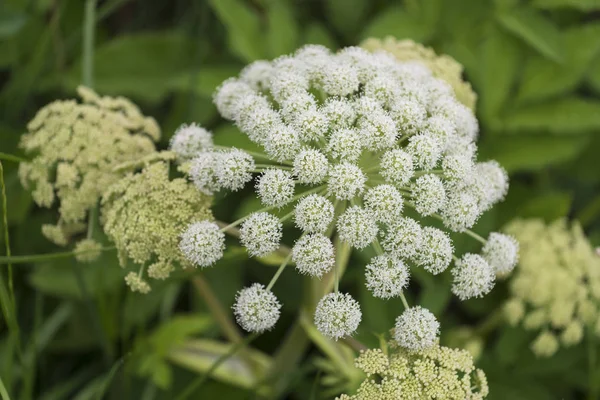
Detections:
478,134,588,172
361,6,434,43
208,0,264,62
325,0,369,40
63,33,194,103
135,315,214,389
501,97,600,134
302,23,337,49
517,23,600,103
533,0,600,10
265,1,299,58
497,7,563,63
479,27,522,123
149,315,214,356
167,338,271,390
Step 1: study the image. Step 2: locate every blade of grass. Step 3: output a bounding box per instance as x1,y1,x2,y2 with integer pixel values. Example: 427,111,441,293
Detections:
0,162,15,319
0,375,11,400
20,292,43,400
94,355,127,400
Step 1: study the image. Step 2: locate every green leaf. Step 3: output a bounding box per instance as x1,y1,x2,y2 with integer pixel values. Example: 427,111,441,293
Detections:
478,134,588,172
149,315,214,356
501,97,600,134
265,1,299,58
517,23,600,103
63,33,194,103
497,7,563,63
361,6,434,44
208,0,264,62
325,0,369,40
532,0,600,11
479,27,522,123
167,339,271,390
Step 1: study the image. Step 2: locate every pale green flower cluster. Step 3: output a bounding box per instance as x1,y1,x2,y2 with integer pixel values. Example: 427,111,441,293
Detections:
101,161,212,292
19,86,160,247
361,37,477,111
337,340,488,399
73,238,103,263
503,218,600,357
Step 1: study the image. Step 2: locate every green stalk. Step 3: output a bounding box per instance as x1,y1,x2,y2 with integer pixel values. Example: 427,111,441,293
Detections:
266,252,293,291
0,163,16,319
82,0,97,87
0,247,115,265
0,153,26,164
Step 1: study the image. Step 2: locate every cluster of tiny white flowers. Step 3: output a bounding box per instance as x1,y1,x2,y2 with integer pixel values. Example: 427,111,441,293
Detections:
451,254,496,301
232,283,281,333
174,45,517,343
394,306,440,351
365,254,409,299
179,221,225,267
169,123,213,162
314,292,362,340
482,233,519,277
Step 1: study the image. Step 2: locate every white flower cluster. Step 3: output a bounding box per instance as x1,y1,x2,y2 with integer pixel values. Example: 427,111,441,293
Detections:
175,45,517,346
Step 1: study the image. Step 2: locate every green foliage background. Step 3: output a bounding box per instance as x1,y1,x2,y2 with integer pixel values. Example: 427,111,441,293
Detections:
1,0,600,398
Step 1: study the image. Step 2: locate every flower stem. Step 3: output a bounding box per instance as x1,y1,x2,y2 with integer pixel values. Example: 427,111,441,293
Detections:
82,0,97,87
267,252,293,291
192,275,243,343
0,152,26,163
220,185,326,232
372,238,410,309
253,164,292,171
214,146,293,166
0,247,116,265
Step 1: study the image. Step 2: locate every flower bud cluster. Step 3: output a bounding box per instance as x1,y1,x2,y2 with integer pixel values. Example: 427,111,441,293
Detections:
503,218,600,357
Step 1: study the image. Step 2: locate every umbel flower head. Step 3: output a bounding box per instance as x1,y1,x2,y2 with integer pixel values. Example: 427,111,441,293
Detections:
503,218,600,357
19,86,160,247
178,44,514,339
361,37,477,111
337,338,489,399
101,161,212,292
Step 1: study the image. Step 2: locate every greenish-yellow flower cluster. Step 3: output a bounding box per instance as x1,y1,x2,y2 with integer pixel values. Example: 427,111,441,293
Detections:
361,37,477,111
73,238,103,263
503,218,600,357
337,340,489,399
101,161,212,292
19,86,160,246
